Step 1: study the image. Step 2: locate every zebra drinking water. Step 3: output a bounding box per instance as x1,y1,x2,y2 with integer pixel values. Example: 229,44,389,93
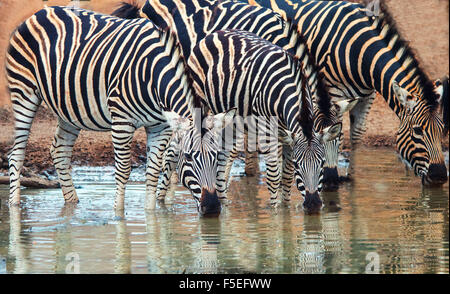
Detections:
111,0,357,190
159,30,343,212
242,0,448,186
5,6,214,213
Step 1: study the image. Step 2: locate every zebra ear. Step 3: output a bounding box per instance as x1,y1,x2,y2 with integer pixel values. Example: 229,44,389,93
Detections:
163,111,191,131
319,122,342,143
393,81,416,112
433,77,446,104
334,97,359,115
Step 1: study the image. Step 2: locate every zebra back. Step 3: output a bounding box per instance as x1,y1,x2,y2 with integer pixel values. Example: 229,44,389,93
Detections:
112,0,335,128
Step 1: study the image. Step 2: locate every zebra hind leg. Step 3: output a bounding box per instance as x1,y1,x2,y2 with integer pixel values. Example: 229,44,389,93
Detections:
349,92,376,146
50,119,81,203
8,92,42,206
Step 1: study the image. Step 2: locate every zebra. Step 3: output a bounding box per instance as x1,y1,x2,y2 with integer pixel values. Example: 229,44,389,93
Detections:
161,108,236,216
111,0,357,190
5,6,219,214
158,30,343,212
242,0,448,186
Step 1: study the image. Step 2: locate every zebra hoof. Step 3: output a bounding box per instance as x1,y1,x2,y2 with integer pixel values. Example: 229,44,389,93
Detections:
64,198,80,204
8,199,21,207
219,198,230,206
270,200,280,208
114,211,125,220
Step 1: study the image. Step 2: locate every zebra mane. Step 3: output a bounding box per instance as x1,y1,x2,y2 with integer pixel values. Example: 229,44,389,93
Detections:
374,0,439,110
298,69,314,141
113,1,203,118
111,1,143,19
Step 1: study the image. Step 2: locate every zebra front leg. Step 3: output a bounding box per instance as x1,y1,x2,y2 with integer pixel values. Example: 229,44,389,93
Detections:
263,149,282,207
280,144,294,204
8,93,42,206
157,141,180,202
111,121,136,212
349,92,376,146
145,124,172,210
50,119,81,203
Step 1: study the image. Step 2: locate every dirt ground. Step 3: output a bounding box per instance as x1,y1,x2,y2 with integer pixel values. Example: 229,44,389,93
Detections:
0,0,448,176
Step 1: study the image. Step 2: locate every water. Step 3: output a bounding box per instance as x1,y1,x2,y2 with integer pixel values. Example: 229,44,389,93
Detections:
0,147,448,274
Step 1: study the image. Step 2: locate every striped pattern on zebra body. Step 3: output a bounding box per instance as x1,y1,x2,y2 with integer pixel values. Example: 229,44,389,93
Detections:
244,0,448,186
112,0,358,191
161,29,342,212
6,6,198,211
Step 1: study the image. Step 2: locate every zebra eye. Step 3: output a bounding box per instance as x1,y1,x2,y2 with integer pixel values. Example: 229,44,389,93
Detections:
184,153,193,161
413,126,423,136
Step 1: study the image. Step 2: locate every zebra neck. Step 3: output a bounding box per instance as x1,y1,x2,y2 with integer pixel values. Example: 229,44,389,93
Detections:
145,29,196,119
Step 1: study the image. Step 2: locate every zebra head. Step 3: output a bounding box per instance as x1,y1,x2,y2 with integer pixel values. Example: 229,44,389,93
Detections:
393,81,448,186
164,109,236,217
314,98,359,191
286,79,342,213
289,123,342,213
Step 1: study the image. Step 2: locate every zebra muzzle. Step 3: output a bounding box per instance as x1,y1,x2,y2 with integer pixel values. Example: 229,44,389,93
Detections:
199,187,221,217
303,191,323,214
421,164,448,186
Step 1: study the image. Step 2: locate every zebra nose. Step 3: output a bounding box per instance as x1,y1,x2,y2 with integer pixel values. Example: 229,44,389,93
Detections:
303,191,323,214
199,187,221,217
322,167,339,191
423,164,448,186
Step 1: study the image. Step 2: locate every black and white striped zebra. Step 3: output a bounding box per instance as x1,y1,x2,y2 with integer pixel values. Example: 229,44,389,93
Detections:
160,30,343,212
243,0,448,186
111,0,357,189
161,109,236,216
6,6,202,212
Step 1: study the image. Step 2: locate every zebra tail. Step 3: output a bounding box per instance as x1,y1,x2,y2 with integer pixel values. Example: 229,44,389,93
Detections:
111,1,142,19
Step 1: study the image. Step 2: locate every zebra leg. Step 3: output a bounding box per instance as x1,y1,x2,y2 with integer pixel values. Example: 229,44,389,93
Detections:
244,133,259,176
157,141,179,202
216,148,238,202
111,121,136,212
8,93,42,206
145,124,172,210
349,92,376,145
50,119,81,203
280,143,294,204
263,149,282,207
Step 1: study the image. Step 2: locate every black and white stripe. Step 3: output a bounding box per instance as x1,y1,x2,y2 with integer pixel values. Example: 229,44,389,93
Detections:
161,30,342,211
244,0,447,185
111,0,357,188
6,6,197,210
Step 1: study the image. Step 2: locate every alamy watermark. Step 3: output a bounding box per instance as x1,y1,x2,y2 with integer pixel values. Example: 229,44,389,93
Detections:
65,252,80,274
364,0,381,17
365,252,380,274
43,0,90,16
0,256,6,274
